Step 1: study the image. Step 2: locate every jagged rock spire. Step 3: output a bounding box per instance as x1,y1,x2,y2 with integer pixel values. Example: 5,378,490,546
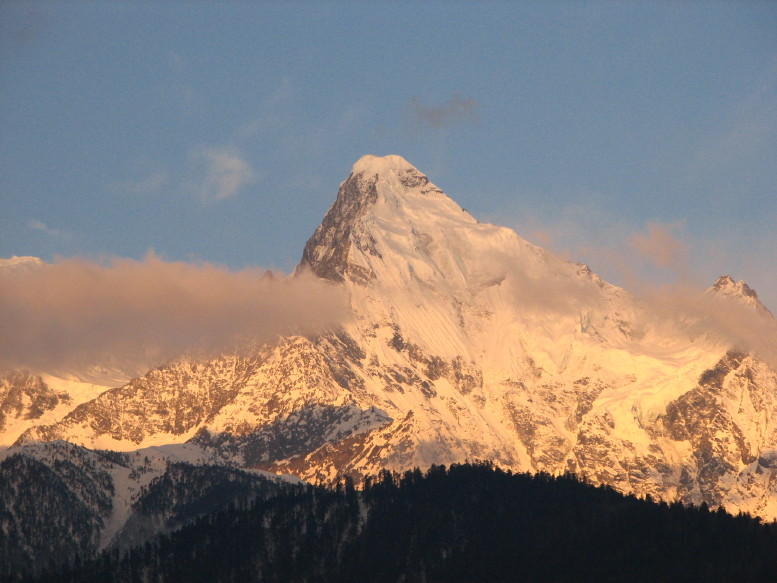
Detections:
299,165,380,283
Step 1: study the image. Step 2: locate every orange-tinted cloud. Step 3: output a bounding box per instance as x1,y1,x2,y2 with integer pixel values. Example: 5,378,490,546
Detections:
640,285,777,368
630,221,688,270
0,253,349,380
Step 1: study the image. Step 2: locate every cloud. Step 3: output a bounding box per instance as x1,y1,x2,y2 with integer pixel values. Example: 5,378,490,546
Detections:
476,246,606,318
500,196,705,294
497,204,777,365
408,93,479,129
630,222,687,270
0,254,350,379
28,219,70,240
193,146,257,200
626,221,694,289
639,285,777,369
498,243,777,368
262,76,293,110
110,171,168,195
237,77,294,141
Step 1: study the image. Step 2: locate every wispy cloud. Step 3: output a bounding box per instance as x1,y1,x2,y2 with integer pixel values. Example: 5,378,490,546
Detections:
497,202,777,365
630,222,687,269
0,253,350,377
408,93,479,129
639,285,777,369
192,146,257,201
511,181,776,313
262,76,293,111
27,219,70,240
110,171,169,195
477,211,777,369
237,77,293,141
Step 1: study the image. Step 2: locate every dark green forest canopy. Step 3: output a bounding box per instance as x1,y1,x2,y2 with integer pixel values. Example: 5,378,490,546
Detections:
25,463,777,583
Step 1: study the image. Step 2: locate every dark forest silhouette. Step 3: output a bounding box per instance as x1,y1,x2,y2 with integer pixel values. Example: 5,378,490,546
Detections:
23,463,777,583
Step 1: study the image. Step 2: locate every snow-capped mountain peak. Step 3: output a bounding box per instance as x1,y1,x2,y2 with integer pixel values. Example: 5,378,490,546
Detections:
299,154,474,285
299,154,580,297
351,153,420,176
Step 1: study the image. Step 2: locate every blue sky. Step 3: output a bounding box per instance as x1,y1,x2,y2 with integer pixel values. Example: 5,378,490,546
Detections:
2,1,776,308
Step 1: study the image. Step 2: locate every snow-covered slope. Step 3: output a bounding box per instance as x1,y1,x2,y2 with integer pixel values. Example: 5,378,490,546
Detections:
7,155,777,523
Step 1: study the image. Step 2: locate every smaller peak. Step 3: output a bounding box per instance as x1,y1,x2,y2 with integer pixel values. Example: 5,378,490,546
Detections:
712,274,736,289
711,274,757,299
351,154,418,176
709,274,772,317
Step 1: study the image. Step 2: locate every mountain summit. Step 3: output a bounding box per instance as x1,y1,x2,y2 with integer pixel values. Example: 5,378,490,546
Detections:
300,154,468,285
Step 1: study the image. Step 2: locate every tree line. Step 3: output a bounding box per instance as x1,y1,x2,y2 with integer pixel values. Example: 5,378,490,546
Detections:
23,462,777,582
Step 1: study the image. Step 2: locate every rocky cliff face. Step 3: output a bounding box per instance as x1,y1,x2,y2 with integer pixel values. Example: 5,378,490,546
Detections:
4,156,777,569
0,371,109,447
0,371,70,432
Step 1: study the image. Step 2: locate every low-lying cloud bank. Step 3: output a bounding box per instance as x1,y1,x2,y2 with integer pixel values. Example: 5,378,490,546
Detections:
0,254,350,379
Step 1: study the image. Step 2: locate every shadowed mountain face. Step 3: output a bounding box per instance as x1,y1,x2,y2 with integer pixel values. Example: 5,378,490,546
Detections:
3,155,777,575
